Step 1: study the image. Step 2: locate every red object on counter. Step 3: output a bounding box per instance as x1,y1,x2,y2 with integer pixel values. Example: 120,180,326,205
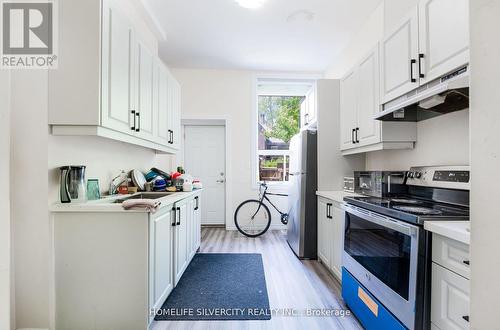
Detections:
171,172,182,179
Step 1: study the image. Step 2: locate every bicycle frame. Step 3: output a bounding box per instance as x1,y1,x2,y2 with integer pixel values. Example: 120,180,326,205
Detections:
251,184,288,219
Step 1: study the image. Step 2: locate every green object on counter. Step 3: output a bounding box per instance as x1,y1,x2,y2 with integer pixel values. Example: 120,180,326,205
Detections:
177,166,185,174
87,179,100,200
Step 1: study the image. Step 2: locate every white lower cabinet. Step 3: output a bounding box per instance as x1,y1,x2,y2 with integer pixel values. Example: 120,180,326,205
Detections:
149,207,174,316
317,197,345,281
53,192,202,329
431,234,470,330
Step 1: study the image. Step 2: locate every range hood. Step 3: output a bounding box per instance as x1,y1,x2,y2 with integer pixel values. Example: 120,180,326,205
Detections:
375,66,469,122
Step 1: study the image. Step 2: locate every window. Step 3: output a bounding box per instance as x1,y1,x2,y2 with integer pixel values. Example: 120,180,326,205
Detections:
256,93,304,183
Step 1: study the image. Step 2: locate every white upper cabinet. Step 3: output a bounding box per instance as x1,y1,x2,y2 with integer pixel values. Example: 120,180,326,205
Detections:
381,0,469,103
49,0,181,154
340,70,358,150
381,8,419,104
136,42,157,141
340,44,416,154
101,1,135,134
418,0,469,84
300,86,317,129
356,49,381,147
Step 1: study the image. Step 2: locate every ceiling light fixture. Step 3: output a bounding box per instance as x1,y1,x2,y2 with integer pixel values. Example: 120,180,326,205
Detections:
235,0,267,9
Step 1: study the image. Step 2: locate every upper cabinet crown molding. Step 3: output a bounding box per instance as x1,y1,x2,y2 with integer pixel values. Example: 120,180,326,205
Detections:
381,0,469,104
48,0,180,154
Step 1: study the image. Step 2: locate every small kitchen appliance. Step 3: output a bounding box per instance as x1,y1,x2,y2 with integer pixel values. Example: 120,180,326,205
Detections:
342,166,470,330
353,170,407,197
59,165,87,203
343,177,354,192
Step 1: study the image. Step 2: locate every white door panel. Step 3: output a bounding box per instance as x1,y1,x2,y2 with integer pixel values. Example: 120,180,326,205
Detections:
381,7,419,103
418,0,469,83
340,70,358,150
184,126,226,225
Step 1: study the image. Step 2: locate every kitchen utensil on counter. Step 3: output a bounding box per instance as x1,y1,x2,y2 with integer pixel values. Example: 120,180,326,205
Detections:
118,178,131,194
166,186,177,192
144,182,153,192
86,179,100,200
193,181,203,189
177,166,185,174
182,182,193,192
131,169,147,191
172,177,184,191
145,171,158,182
151,167,171,180
128,187,138,194
59,165,87,203
152,177,167,191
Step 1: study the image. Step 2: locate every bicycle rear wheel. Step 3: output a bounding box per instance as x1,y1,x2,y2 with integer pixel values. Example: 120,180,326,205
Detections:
234,200,272,237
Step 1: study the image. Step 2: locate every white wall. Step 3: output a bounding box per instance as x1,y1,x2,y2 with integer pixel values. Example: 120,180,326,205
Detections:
366,109,470,169
171,68,288,229
1,71,11,330
469,0,500,328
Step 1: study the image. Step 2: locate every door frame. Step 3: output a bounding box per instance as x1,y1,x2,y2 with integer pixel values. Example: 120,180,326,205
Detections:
181,116,230,228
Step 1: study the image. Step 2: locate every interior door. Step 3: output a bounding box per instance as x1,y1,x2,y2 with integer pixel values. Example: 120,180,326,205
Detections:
381,7,419,103
418,0,469,84
356,45,381,147
340,70,358,150
101,0,134,134
184,125,226,225
136,42,156,141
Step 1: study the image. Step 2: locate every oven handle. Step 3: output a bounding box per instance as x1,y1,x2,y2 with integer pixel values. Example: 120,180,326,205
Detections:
342,203,418,237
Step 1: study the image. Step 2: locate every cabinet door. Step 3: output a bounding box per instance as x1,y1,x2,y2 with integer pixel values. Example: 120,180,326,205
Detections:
174,201,189,285
152,209,174,309
195,196,202,249
331,205,345,281
136,42,156,141
101,0,134,134
156,64,170,146
317,199,331,267
418,0,469,84
356,46,381,147
300,98,308,128
431,263,470,330
306,87,316,125
340,70,358,150
381,7,419,103
170,79,182,150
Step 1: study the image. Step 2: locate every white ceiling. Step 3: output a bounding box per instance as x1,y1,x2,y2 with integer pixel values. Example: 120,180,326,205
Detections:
143,0,382,72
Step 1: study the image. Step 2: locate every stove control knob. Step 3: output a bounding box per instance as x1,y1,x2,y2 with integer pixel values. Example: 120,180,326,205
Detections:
408,172,414,178
415,172,422,179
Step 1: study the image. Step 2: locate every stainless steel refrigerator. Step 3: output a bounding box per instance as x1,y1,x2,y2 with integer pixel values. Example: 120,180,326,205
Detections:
287,129,317,259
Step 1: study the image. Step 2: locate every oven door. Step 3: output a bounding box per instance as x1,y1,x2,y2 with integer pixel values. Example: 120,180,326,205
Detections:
343,203,419,330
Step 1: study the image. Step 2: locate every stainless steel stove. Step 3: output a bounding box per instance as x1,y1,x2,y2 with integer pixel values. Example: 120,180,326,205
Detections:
342,166,470,330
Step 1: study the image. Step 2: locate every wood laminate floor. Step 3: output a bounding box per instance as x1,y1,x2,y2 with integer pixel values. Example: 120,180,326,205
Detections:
151,227,362,330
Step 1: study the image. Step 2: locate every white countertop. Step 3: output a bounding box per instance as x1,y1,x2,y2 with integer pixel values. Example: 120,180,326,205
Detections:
51,189,202,213
316,190,362,203
424,221,470,245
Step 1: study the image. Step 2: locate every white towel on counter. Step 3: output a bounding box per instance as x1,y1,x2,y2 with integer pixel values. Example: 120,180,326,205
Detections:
122,199,161,213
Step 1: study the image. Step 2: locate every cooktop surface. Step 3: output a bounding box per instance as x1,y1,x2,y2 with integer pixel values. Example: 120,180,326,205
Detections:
344,195,470,225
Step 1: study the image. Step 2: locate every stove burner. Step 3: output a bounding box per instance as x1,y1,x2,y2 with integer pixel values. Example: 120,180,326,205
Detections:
392,205,443,215
390,198,423,204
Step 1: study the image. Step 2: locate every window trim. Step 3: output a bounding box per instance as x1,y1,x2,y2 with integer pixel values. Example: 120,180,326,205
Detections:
252,74,321,190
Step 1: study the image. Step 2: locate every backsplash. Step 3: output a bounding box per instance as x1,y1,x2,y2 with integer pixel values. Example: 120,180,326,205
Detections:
366,109,469,170
48,135,175,202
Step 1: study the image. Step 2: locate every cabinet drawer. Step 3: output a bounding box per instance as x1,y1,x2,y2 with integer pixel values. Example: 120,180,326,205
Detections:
432,234,470,279
431,263,470,330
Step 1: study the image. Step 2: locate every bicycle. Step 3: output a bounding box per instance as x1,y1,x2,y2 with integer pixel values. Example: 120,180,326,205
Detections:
234,182,289,237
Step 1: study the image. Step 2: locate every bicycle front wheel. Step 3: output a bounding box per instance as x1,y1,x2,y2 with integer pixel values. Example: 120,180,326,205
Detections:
234,200,271,237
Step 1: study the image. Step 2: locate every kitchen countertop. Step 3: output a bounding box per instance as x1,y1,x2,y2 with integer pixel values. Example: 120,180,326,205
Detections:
316,190,363,203
424,221,470,245
50,189,203,213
